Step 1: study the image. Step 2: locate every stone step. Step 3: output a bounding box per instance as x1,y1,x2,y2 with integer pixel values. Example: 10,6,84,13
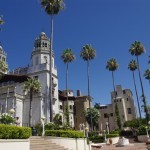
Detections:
30,136,70,150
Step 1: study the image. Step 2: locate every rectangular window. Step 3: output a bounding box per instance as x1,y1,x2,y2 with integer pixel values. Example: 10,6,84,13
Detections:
123,90,126,94
110,113,113,117
127,108,132,114
127,98,128,101
70,105,73,110
60,105,62,110
104,113,107,118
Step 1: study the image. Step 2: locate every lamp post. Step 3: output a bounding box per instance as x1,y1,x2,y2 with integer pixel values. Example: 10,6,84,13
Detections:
103,130,107,142
146,126,149,138
41,117,46,136
85,127,88,137
9,108,15,115
106,122,109,134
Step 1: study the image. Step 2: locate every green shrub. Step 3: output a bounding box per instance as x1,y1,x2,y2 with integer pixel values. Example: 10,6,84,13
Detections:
35,123,42,136
110,130,120,134
89,136,104,143
45,130,84,138
106,134,119,138
88,131,99,137
0,124,31,139
137,125,149,135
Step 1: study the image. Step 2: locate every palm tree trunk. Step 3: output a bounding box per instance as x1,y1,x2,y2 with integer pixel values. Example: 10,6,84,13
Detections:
132,71,141,119
87,60,91,107
112,71,116,98
29,89,33,127
66,63,69,125
136,56,148,123
49,14,54,122
112,71,121,128
66,63,68,105
87,60,93,131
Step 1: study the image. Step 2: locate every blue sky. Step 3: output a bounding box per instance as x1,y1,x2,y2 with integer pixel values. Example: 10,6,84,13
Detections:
1,0,150,116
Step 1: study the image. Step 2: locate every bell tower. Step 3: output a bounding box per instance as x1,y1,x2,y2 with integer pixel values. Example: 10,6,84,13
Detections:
31,32,54,67
28,32,59,123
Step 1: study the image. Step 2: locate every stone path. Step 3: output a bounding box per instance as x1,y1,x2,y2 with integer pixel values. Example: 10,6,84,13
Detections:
92,143,147,150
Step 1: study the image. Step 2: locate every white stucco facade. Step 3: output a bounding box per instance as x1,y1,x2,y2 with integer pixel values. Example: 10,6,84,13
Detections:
0,32,59,126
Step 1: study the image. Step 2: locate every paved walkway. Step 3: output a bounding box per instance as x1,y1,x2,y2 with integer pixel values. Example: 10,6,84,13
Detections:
92,143,147,150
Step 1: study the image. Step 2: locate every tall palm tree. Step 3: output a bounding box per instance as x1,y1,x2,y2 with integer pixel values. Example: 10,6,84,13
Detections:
128,60,141,119
129,41,149,122
144,69,150,85
41,0,64,122
24,78,41,127
106,58,121,128
80,44,96,107
61,48,75,125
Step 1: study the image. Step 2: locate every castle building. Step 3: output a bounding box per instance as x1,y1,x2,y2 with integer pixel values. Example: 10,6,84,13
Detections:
0,32,59,126
98,85,137,131
0,32,90,128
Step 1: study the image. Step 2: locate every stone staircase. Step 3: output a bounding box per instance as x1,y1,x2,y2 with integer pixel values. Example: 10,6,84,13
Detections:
30,136,71,150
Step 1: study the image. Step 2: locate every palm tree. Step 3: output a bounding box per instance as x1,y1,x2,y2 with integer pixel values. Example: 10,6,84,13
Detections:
129,41,149,122
41,0,64,122
144,69,150,85
80,44,96,107
106,58,121,128
61,48,75,125
128,60,141,119
24,78,41,127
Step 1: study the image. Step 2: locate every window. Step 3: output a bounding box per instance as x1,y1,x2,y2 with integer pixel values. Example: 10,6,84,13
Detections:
110,113,113,117
2,57,5,62
120,99,121,102
123,90,126,94
115,91,117,96
127,108,132,114
114,100,116,103
127,98,128,101
60,105,62,110
70,105,73,110
104,113,108,118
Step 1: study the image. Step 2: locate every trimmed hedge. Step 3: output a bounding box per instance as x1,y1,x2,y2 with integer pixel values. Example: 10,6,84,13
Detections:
89,136,104,143
0,124,31,139
45,130,84,138
106,134,119,138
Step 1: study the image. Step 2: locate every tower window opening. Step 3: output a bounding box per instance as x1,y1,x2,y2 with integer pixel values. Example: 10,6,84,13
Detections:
2,57,5,62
